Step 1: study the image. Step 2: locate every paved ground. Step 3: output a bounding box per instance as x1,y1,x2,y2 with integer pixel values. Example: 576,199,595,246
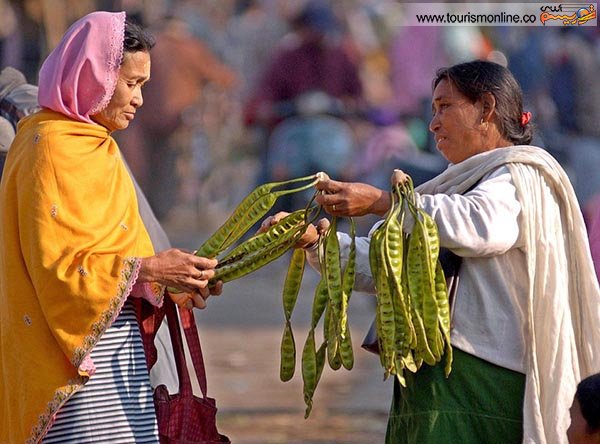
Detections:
167,224,393,444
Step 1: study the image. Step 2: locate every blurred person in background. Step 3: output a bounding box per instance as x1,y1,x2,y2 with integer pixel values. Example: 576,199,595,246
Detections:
225,0,288,100
0,12,222,443
0,66,39,171
244,1,362,190
117,14,236,220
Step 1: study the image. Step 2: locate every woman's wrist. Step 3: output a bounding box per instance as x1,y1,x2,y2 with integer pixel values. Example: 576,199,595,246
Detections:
137,256,158,284
372,191,392,217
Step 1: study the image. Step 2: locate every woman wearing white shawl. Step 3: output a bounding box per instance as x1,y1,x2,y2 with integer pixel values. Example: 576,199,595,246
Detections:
271,60,600,443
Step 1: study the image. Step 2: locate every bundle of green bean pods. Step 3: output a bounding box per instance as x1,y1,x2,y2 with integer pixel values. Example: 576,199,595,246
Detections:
168,174,323,295
188,172,357,418
290,215,356,418
369,170,452,385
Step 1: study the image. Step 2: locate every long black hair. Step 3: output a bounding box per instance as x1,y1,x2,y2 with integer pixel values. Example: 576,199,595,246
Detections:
433,60,533,145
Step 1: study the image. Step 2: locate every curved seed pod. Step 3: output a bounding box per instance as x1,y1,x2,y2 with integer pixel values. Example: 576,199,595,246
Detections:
219,209,307,265
325,303,342,370
302,329,317,418
340,218,356,340
434,261,453,377
211,229,304,283
282,248,306,320
406,202,441,362
324,217,343,333
387,256,412,360
339,323,354,370
378,228,397,375
368,228,387,371
196,174,318,258
280,321,296,382
311,276,329,329
304,340,327,419
405,230,437,364
198,193,278,258
385,188,413,359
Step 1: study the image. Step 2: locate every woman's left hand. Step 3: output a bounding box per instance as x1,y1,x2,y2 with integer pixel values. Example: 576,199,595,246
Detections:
169,280,223,310
315,177,391,217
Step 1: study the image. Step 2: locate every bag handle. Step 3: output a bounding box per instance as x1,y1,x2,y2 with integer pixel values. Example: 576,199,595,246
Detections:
178,304,209,397
164,298,195,397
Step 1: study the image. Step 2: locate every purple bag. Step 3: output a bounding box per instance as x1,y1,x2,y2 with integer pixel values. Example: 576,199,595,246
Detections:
140,298,230,444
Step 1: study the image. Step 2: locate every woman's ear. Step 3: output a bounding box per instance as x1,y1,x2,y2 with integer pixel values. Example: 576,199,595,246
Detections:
480,92,496,123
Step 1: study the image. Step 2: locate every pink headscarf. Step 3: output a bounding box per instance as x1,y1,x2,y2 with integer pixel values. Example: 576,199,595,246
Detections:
38,11,126,123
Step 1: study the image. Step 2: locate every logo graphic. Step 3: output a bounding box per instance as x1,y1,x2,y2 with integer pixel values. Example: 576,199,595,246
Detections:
540,3,597,25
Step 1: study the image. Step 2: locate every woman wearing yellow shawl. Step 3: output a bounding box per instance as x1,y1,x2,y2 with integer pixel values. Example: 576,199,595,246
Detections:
0,12,221,443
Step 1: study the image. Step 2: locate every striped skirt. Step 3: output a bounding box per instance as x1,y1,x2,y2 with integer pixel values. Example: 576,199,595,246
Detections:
43,301,159,443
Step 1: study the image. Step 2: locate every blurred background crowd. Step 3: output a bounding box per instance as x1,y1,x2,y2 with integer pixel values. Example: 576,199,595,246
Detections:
2,0,600,236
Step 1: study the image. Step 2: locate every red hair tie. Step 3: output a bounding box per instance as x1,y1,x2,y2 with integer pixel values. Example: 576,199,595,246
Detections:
520,111,532,127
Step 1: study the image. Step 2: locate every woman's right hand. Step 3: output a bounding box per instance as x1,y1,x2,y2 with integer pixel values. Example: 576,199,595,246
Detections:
138,248,218,294
315,176,391,217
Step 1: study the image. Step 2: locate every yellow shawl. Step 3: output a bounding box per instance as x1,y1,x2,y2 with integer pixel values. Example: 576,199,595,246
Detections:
0,109,157,443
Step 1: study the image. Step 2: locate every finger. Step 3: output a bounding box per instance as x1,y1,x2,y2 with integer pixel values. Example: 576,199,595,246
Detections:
315,193,336,207
259,216,274,232
198,285,211,299
192,256,218,269
316,218,330,234
273,211,290,221
210,280,223,296
315,178,343,193
195,268,216,281
192,292,208,309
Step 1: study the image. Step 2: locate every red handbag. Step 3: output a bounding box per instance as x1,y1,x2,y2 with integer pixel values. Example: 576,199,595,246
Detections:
153,298,230,444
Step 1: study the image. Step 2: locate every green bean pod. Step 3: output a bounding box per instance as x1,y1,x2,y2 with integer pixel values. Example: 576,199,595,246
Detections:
324,217,344,336
338,323,354,370
219,209,307,265
406,203,441,362
311,276,329,329
434,261,453,377
325,303,342,370
386,217,413,360
340,218,356,340
282,248,306,320
304,341,327,419
378,231,398,375
196,174,319,258
280,321,296,382
302,329,317,418
210,229,304,283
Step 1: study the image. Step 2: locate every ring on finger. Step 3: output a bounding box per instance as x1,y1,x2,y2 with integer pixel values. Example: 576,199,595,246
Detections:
332,204,337,212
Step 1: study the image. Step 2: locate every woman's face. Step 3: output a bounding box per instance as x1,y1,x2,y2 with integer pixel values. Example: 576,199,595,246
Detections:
91,50,151,132
567,398,600,444
429,78,486,164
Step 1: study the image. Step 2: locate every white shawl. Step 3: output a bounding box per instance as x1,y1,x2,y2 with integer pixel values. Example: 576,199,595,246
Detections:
416,145,600,443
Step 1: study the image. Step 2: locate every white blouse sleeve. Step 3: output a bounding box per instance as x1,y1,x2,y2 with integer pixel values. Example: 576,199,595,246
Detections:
414,165,522,257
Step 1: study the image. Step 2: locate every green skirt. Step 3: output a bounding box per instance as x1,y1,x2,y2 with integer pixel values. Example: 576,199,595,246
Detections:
386,348,525,444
